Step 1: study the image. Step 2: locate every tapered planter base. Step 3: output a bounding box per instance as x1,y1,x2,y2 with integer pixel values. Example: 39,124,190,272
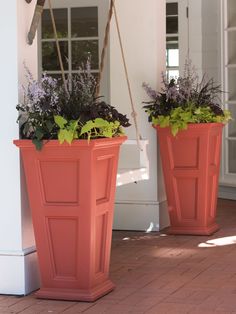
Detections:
14,137,126,302
35,280,115,302
156,123,223,236
167,223,219,236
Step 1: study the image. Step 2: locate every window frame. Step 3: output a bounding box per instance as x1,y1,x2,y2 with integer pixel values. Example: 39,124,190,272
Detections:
38,0,110,100
166,1,179,80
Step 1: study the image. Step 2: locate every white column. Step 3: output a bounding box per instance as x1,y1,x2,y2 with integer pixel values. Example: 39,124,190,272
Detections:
110,0,169,231
202,0,221,84
178,0,189,74
188,0,203,76
0,0,40,295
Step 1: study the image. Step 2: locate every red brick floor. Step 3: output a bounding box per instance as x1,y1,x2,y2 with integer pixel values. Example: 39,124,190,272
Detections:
1,199,236,313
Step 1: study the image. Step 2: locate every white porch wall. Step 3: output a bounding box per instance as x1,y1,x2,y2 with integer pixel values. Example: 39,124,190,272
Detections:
0,0,39,295
110,0,169,231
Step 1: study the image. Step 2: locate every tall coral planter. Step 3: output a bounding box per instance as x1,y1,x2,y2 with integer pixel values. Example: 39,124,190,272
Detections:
156,123,223,235
14,137,126,301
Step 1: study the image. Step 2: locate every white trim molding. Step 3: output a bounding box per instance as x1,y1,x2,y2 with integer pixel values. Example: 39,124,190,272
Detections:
114,200,169,232
219,185,236,201
0,249,39,295
0,246,36,257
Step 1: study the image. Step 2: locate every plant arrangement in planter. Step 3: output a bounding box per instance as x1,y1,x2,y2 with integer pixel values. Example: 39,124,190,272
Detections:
143,64,231,235
17,63,130,149
14,62,130,301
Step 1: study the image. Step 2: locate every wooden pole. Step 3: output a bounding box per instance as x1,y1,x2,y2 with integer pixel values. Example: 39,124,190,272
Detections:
28,0,46,45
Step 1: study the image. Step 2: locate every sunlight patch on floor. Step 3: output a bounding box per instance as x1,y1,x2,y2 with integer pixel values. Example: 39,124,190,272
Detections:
198,236,236,247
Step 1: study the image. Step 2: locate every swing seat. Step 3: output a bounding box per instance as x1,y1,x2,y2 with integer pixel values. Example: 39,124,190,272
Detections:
116,139,149,186
40,0,150,187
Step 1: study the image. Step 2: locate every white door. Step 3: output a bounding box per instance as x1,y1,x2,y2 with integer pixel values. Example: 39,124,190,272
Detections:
220,0,236,191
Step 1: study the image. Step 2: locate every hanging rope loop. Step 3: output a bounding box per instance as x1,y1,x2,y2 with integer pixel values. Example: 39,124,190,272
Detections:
131,111,138,119
48,0,143,150
112,3,143,148
95,0,143,149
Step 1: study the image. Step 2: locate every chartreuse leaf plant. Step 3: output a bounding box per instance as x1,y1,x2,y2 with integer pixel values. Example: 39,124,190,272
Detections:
16,62,130,149
54,115,79,144
80,118,123,140
143,62,232,136
54,116,123,144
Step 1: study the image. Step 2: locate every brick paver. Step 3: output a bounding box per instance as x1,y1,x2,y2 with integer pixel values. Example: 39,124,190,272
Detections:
1,198,236,313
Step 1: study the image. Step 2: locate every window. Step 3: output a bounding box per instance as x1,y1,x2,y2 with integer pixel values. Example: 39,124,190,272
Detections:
40,6,99,79
166,2,179,80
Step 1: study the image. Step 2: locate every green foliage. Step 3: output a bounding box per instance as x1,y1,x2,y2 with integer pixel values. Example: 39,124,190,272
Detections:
152,104,232,136
16,62,130,150
32,138,43,151
143,62,232,136
54,115,67,129
80,118,123,140
19,114,58,151
54,116,79,144
54,116,124,144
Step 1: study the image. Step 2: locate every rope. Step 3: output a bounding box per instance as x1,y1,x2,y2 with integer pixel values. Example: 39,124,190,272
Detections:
96,0,142,149
113,3,143,149
48,0,142,149
48,0,69,96
95,0,115,97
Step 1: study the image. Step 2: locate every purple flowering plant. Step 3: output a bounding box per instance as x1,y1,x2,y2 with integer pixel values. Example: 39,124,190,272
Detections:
143,63,231,136
17,62,130,150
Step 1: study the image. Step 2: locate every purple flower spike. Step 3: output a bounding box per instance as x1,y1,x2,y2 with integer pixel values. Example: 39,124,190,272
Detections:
142,82,158,100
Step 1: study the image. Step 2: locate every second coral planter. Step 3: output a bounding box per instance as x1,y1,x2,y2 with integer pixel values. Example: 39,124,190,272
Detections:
14,136,126,301
156,123,223,235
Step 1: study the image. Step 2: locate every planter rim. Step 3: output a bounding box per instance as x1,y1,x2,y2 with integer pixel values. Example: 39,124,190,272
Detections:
154,122,224,130
152,122,225,136
13,136,127,149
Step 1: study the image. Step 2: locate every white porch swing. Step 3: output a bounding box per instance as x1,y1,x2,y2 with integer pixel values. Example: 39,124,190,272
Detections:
37,0,150,186
116,139,149,186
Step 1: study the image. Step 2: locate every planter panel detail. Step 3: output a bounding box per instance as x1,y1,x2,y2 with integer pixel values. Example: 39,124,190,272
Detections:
156,123,223,235
14,137,126,301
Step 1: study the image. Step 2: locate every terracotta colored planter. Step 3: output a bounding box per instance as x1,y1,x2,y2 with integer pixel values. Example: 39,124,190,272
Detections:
155,123,223,235
14,136,126,301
